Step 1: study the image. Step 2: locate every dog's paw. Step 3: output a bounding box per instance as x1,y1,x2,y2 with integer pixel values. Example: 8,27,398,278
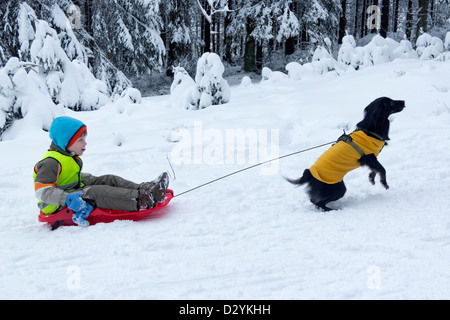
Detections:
369,172,376,185
380,173,389,189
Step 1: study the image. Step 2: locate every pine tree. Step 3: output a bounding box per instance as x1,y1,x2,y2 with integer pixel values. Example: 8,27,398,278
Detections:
91,0,164,76
275,0,300,44
227,1,276,72
301,0,341,47
191,52,230,109
161,0,193,76
0,0,21,65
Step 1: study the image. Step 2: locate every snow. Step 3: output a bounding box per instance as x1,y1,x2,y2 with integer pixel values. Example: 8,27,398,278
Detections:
1,56,450,299
416,33,445,61
338,34,359,70
276,4,300,42
17,3,35,58
285,62,303,81
169,67,196,109
445,32,450,51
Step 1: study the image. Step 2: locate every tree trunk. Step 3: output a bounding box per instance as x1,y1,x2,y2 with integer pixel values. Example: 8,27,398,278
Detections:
243,20,256,72
285,37,295,55
360,0,367,38
83,0,94,67
393,0,399,32
256,43,263,70
380,0,389,37
223,0,233,62
338,0,347,44
203,15,211,53
417,0,428,33
406,0,413,40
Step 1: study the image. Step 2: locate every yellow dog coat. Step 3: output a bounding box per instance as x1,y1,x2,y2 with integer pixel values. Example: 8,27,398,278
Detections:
309,130,385,184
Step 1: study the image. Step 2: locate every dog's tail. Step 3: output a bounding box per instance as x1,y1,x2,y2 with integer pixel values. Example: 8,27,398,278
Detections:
285,169,312,186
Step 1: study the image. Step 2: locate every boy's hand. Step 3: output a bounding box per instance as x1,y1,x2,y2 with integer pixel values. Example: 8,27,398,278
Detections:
66,192,93,227
66,192,88,212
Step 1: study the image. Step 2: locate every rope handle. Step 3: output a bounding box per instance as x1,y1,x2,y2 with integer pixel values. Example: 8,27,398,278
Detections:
169,140,336,198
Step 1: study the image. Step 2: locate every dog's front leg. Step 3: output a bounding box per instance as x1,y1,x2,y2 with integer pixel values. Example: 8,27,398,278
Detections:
368,169,388,189
359,154,389,189
369,170,376,185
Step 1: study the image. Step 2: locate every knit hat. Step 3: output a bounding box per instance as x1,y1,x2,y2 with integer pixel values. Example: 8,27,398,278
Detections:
49,116,87,151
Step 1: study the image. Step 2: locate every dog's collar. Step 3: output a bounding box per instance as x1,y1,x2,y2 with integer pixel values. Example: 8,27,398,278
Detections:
355,127,385,141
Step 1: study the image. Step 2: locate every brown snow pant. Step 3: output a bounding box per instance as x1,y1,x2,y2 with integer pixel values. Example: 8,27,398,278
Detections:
80,174,140,211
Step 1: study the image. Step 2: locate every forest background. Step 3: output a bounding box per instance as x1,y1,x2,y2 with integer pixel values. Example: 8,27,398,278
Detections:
1,0,449,96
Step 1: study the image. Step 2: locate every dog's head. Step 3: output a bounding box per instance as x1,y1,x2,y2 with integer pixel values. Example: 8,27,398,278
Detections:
356,97,405,140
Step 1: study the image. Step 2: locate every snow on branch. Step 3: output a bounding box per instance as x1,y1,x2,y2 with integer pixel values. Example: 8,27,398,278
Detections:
195,0,232,24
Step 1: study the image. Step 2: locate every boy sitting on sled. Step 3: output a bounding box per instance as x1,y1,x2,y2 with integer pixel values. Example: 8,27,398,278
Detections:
33,116,169,226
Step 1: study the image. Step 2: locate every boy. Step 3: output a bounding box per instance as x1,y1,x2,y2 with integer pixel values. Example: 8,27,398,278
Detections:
33,116,169,226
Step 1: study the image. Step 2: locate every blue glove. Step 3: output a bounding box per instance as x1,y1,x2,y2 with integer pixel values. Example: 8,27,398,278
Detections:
66,192,93,227
72,209,92,227
66,192,87,212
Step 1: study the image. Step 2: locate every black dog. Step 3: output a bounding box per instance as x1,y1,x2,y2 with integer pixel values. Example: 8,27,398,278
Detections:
286,97,405,211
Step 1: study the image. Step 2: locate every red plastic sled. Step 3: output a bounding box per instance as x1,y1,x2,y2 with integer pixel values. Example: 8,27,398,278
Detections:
39,189,174,229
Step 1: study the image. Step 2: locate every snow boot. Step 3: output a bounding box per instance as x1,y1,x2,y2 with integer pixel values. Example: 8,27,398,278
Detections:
137,184,156,210
150,172,169,203
138,172,169,206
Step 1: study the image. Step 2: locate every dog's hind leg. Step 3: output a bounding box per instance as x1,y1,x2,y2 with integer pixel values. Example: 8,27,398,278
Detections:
313,200,334,212
310,180,346,212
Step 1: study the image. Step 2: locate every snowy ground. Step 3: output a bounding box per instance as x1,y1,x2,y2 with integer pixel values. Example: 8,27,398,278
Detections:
1,58,450,299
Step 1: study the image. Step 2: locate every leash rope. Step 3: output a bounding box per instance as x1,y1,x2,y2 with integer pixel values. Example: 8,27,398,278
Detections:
170,140,335,198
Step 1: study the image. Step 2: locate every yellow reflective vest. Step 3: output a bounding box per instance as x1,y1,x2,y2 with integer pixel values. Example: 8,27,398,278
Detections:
33,150,84,214
309,130,385,184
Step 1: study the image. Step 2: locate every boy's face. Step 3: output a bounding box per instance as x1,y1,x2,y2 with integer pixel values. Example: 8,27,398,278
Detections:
68,133,87,156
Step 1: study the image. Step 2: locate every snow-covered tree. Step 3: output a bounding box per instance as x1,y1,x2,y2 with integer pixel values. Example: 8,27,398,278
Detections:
48,5,89,65
0,58,19,137
337,33,359,69
0,2,119,139
393,38,419,59
192,52,230,109
169,66,196,108
445,32,450,51
358,35,398,67
169,53,230,110
0,0,21,65
0,56,59,139
227,1,277,71
301,0,341,47
91,0,165,76
161,0,194,75
275,1,300,43
16,2,109,110
311,43,337,74
416,32,444,60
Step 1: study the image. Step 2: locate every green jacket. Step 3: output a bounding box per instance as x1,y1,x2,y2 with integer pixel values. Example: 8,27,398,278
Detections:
33,143,85,214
